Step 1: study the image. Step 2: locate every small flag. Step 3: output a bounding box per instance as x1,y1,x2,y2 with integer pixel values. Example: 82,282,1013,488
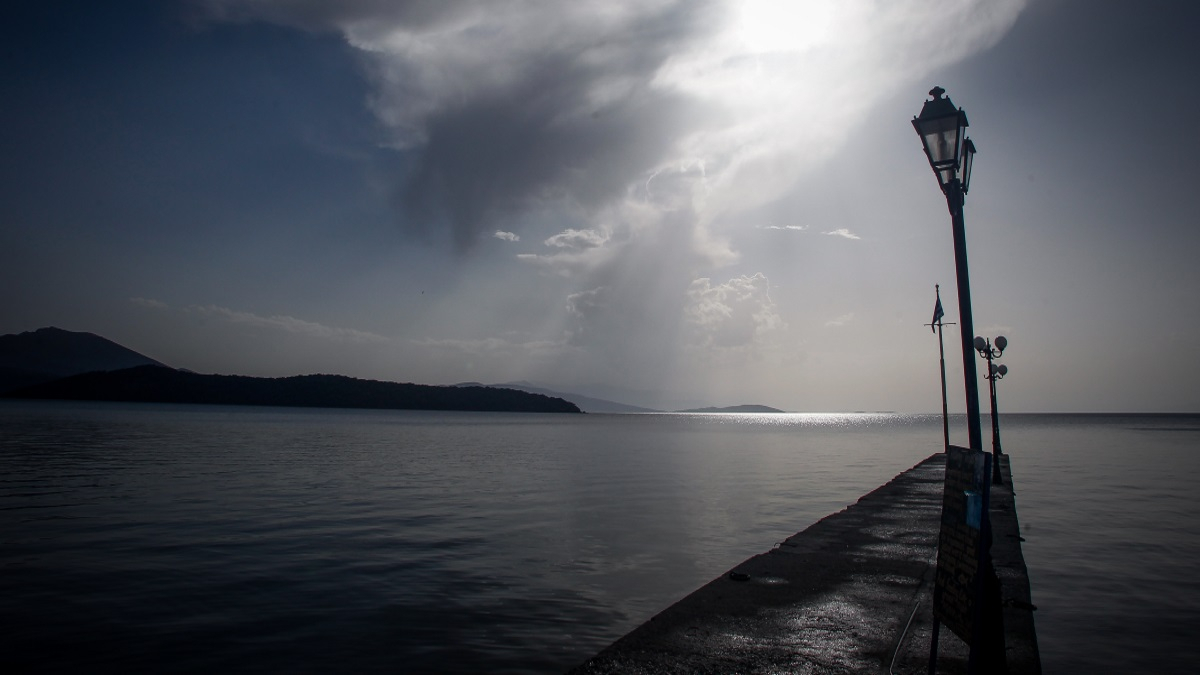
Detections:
931,295,944,332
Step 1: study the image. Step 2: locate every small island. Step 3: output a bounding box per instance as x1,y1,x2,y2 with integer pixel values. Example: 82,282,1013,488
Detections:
676,404,785,413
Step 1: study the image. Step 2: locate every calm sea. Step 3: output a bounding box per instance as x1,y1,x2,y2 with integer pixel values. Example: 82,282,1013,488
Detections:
2,401,1197,673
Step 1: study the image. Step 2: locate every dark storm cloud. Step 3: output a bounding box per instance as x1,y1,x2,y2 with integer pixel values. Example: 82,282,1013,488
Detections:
382,1,722,249
403,62,700,248
195,0,469,33
192,0,1030,255
196,0,724,249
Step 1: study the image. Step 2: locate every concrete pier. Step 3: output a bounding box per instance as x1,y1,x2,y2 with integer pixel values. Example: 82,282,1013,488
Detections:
569,453,1039,674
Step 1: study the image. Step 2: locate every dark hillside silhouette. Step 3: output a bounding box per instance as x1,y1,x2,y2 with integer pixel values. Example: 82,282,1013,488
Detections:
6,365,581,413
0,327,165,393
455,381,659,413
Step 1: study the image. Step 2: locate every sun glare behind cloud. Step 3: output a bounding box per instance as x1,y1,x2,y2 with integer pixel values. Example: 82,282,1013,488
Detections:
734,0,837,53
187,0,1027,400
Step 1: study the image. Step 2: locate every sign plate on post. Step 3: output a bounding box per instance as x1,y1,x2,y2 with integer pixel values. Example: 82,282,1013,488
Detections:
933,445,992,644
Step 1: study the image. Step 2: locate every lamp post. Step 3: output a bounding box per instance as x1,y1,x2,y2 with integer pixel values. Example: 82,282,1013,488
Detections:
975,336,1008,485
913,87,982,452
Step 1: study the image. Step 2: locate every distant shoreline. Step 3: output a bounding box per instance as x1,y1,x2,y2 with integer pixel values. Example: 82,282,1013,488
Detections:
5,365,582,414
675,404,785,414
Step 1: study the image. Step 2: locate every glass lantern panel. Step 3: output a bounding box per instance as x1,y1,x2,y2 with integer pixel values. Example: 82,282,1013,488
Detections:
921,116,961,167
961,139,976,192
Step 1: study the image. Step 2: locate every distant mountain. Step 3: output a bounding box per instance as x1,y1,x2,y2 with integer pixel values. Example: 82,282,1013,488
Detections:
565,382,707,412
485,382,659,413
7,365,581,413
676,404,786,413
453,382,790,414
0,327,166,394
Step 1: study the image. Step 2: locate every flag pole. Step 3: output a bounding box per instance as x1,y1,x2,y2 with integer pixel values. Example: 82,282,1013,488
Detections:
925,284,954,673
926,284,955,453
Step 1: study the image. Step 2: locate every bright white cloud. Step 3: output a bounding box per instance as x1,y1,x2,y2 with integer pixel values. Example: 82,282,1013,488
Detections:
565,286,608,320
544,228,609,250
684,273,783,349
494,230,520,242
822,228,861,240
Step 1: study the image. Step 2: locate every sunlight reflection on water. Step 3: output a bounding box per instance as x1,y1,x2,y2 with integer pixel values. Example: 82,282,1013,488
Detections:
650,412,942,429
1,403,1196,673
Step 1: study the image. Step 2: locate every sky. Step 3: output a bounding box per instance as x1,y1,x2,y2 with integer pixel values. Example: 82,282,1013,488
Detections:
3,0,1199,413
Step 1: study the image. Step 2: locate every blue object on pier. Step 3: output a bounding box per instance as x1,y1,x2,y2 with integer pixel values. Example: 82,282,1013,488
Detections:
964,490,982,529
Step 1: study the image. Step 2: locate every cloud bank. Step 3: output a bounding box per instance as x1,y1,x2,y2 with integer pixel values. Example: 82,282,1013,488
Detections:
193,0,1025,390
195,0,1024,243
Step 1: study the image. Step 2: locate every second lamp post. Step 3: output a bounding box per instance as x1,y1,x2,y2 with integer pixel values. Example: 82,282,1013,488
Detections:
975,335,1007,485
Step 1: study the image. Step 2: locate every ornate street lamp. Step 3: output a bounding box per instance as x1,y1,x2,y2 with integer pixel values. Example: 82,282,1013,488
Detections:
961,138,977,194
975,335,1008,485
914,86,983,451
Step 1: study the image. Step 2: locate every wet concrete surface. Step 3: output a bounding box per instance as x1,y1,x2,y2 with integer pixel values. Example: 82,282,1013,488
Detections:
569,453,1039,674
